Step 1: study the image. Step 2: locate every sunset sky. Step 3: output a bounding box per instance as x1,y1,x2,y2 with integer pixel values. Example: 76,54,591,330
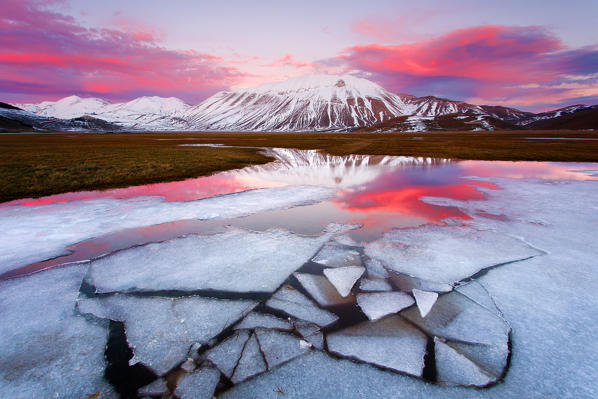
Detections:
2,0,597,111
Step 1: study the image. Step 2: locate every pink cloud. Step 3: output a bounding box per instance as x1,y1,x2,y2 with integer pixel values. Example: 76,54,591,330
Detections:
0,0,247,103
267,53,314,69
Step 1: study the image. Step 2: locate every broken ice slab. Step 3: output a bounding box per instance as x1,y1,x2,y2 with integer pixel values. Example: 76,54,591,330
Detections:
412,289,438,318
77,294,257,375
388,271,453,293
0,264,114,399
0,184,335,273
231,333,267,384
365,258,389,279
434,338,496,387
235,312,292,331
294,321,325,350
138,378,169,397
365,225,542,284
356,292,415,321
255,328,311,369
312,242,363,268
205,330,250,378
90,228,329,294
266,285,339,327
323,266,365,297
294,272,355,306
402,290,510,346
455,281,501,315
175,366,221,399
327,315,428,377
359,278,392,292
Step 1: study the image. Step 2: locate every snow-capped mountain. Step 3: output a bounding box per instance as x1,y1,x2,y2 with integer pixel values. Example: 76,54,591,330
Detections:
5,74,596,132
17,95,191,131
184,75,417,131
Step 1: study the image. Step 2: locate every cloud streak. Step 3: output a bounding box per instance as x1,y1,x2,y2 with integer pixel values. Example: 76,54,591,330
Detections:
0,0,247,103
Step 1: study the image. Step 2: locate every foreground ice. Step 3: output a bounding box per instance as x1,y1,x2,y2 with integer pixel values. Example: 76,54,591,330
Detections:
412,289,438,318
231,333,267,384
434,338,497,387
0,265,114,399
323,266,365,297
90,228,329,294
78,294,257,375
205,331,250,378
235,312,292,331
0,184,334,274
356,292,415,321
327,315,428,377
294,272,355,306
254,328,310,369
312,243,363,268
175,366,221,399
266,285,339,327
366,226,542,284
359,278,392,292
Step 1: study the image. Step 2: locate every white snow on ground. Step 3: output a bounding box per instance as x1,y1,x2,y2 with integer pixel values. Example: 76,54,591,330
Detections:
327,315,428,377
77,294,257,375
365,225,543,284
0,184,334,274
89,228,331,294
0,264,114,399
356,292,415,321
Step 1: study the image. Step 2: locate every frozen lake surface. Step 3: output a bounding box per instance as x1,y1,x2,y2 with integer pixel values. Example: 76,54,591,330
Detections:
1,148,597,398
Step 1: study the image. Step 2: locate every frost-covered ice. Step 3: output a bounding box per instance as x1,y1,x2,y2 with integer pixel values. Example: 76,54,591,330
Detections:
327,316,428,377
359,278,392,292
324,266,365,297
294,272,354,306
366,226,542,284
231,334,267,384
138,378,169,396
266,285,338,327
412,289,438,318
294,321,324,350
205,331,250,378
255,328,310,369
90,228,329,293
388,271,453,293
77,294,257,375
0,184,334,273
434,338,495,387
175,366,221,399
455,281,500,314
312,242,362,267
235,312,292,331
0,265,114,399
402,291,509,346
357,292,415,321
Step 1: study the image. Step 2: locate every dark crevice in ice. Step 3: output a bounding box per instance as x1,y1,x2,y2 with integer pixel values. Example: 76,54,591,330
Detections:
104,321,156,399
422,336,437,382
461,254,544,284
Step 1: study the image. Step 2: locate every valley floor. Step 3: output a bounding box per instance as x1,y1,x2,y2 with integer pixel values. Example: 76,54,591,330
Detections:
1,130,598,202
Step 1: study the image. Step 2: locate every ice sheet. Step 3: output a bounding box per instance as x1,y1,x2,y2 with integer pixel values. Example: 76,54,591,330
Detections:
205,331,250,378
294,272,355,306
175,366,221,399
0,184,334,273
266,285,339,327
366,225,542,284
138,378,169,396
77,294,257,375
434,338,495,387
312,243,362,268
359,278,392,292
0,265,114,399
90,228,328,293
294,321,324,350
235,312,292,331
412,289,438,318
356,292,415,321
254,328,310,369
231,334,267,384
327,315,427,377
323,266,365,297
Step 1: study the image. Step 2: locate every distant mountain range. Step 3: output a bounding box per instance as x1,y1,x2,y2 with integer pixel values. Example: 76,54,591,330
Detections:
1,75,596,132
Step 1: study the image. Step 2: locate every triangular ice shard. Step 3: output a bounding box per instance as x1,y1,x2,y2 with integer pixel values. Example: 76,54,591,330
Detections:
266,285,338,327
324,266,365,297
357,292,415,321
294,272,354,306
434,337,495,387
254,328,310,369
231,334,267,384
205,330,250,378
412,289,438,318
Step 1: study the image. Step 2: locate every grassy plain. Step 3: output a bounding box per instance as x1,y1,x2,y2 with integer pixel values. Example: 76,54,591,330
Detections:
1,130,597,202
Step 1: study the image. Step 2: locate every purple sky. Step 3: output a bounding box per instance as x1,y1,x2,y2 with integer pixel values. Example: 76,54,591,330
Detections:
2,0,597,111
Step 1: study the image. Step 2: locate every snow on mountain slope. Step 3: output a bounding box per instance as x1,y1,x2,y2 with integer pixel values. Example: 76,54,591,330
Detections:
17,96,191,131
401,95,485,117
184,75,418,131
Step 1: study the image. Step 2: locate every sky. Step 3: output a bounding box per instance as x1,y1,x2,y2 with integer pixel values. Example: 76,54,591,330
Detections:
1,0,597,111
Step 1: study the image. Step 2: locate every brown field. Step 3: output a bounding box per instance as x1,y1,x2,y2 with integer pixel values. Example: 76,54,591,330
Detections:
1,130,597,203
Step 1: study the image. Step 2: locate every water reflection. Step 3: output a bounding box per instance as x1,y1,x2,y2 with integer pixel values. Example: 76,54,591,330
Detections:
2,148,598,280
